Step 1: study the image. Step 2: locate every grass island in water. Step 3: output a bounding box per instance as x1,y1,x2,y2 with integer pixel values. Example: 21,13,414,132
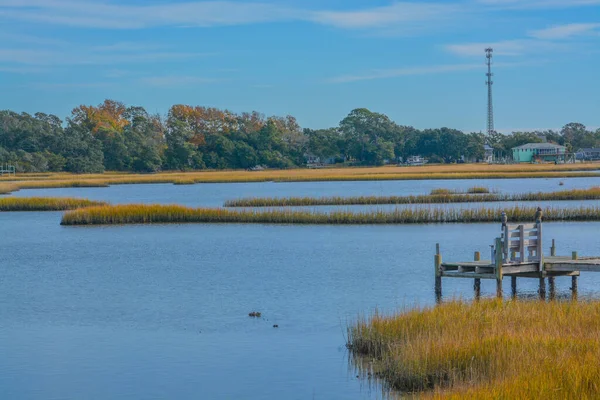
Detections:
61,204,600,225
0,197,107,211
224,187,600,207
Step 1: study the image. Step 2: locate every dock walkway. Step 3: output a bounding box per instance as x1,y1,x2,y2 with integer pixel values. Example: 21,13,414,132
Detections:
434,211,600,300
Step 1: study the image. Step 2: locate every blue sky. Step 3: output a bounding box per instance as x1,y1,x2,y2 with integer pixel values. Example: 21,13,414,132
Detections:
0,0,599,132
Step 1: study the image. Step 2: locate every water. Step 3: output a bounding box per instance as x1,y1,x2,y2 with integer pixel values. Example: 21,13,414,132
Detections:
3,178,600,399
11,176,600,208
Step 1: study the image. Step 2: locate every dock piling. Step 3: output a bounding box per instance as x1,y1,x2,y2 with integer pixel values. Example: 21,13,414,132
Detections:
435,243,442,303
539,277,546,300
495,237,503,298
572,251,579,300
511,276,517,298
551,239,556,257
474,251,481,299
548,277,556,300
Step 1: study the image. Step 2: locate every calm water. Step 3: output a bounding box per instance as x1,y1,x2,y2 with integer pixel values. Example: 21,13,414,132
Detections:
3,178,600,399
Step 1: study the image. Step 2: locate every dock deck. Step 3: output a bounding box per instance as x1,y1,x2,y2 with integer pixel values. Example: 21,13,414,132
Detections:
434,215,600,300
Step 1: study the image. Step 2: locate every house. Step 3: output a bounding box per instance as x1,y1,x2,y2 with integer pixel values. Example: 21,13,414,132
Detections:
484,145,494,163
304,153,340,167
405,155,427,166
577,148,600,161
512,143,566,163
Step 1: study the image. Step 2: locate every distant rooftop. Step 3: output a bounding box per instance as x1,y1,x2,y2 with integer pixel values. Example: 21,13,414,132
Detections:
512,143,566,150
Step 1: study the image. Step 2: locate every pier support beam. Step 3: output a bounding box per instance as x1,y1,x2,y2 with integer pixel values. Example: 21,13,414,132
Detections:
474,251,481,300
550,239,556,257
548,277,556,300
571,251,579,300
511,276,517,298
495,238,503,298
539,277,546,300
435,244,442,304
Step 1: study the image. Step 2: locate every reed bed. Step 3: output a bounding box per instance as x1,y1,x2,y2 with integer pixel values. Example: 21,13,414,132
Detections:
466,186,490,194
0,183,19,195
61,204,600,225
1,163,600,190
348,299,600,398
224,187,600,207
430,187,491,196
0,197,107,211
15,180,110,189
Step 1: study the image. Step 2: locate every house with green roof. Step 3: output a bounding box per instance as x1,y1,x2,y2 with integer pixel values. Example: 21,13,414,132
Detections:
512,143,566,163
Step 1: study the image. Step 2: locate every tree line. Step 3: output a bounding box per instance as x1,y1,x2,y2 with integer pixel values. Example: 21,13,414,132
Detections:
0,100,598,173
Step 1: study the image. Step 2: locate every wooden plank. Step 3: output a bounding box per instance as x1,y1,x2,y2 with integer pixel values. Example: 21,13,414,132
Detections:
509,239,538,248
510,231,539,238
546,263,600,272
502,264,540,274
537,222,543,272
519,225,525,263
507,223,536,231
441,261,493,268
442,272,497,279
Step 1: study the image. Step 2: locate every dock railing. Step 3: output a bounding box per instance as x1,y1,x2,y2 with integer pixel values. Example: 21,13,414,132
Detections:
501,222,543,264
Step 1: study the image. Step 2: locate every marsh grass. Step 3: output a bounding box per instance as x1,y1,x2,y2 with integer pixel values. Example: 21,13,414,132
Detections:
466,186,490,194
1,163,600,190
61,204,600,225
224,187,600,207
0,183,19,195
348,299,600,399
0,197,107,211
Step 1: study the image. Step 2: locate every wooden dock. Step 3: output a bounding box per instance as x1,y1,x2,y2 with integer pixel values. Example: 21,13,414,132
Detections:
434,212,600,301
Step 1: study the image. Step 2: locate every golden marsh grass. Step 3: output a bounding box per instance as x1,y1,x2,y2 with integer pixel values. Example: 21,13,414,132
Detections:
1,163,599,190
224,187,600,207
0,197,107,211
0,183,19,195
61,204,600,225
348,299,600,399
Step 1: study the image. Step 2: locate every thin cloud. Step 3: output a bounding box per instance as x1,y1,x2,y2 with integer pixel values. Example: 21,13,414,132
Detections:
0,0,301,29
27,82,112,89
329,64,482,83
0,0,463,32
476,0,600,9
310,2,459,30
139,76,221,87
0,48,207,65
529,23,600,40
445,39,568,57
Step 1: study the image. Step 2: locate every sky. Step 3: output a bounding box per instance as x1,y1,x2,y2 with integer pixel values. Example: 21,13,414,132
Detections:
0,0,599,132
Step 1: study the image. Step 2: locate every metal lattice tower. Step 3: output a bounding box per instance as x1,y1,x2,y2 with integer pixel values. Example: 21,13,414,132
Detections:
485,48,494,135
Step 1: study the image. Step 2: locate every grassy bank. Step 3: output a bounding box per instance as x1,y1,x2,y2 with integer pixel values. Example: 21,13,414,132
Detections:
0,197,107,211
348,299,600,398
1,164,599,190
224,187,600,207
0,183,19,195
61,204,600,225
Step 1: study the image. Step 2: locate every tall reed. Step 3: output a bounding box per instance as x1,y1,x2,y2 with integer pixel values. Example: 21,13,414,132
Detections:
0,197,107,211
225,187,600,207
61,204,600,225
349,299,600,398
